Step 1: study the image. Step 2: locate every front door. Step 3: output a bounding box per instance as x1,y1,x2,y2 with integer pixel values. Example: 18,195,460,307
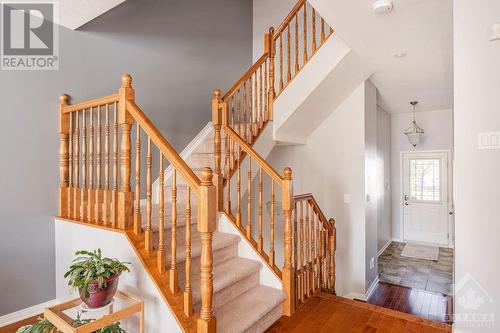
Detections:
402,152,449,245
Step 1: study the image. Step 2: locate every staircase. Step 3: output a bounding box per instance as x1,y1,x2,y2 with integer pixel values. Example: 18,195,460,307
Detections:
56,1,337,332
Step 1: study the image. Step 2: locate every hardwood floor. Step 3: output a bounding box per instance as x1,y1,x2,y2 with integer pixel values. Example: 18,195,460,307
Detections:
0,314,41,333
266,292,451,333
367,282,453,324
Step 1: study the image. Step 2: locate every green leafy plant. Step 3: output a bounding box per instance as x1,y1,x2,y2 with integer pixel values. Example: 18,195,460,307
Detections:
64,249,130,298
17,315,126,333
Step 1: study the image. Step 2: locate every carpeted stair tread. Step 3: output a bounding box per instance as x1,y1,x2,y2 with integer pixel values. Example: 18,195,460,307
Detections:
215,285,285,333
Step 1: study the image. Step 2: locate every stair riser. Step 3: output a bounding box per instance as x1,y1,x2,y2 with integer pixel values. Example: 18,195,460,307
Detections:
244,302,283,333
151,225,198,248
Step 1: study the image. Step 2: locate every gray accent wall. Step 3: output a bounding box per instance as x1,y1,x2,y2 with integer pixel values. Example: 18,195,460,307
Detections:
0,0,252,315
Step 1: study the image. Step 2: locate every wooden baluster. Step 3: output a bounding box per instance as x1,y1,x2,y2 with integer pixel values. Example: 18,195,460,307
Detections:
250,76,254,141
287,24,292,82
184,187,193,317
88,107,95,223
145,138,153,253
157,154,166,273
320,223,325,288
264,59,268,122
257,169,263,253
225,134,231,214
212,90,223,212
246,157,252,239
103,104,111,225
295,15,299,73
73,111,80,220
259,64,263,129
81,108,88,221
303,3,308,63
68,109,74,219
312,8,317,53
117,74,134,229
321,18,326,44
58,95,70,218
305,203,310,297
316,213,321,289
311,210,316,292
96,106,103,223
268,27,275,121
243,82,247,142
299,201,305,303
282,167,295,316
197,168,217,333
330,218,336,294
325,227,331,290
270,180,275,266
293,201,298,285
279,34,284,91
237,88,242,137
133,124,142,236
112,102,119,227
170,170,179,293
236,147,242,227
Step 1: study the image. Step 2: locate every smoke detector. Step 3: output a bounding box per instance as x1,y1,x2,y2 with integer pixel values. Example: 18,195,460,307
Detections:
373,0,393,14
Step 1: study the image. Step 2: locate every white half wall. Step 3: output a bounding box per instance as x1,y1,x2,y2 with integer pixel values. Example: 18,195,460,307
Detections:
377,107,392,253
54,220,182,333
454,1,500,332
390,109,453,241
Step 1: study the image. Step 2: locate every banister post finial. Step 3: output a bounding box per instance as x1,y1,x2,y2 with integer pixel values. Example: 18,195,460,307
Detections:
284,166,292,180
201,167,213,185
121,73,132,88
60,93,69,106
214,89,221,101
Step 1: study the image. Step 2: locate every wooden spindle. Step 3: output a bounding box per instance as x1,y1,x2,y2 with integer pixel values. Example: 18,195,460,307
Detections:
270,180,275,266
157,154,166,273
282,167,295,316
237,88,242,136
112,102,119,227
103,104,111,225
225,134,231,214
197,168,216,333
259,64,263,129
68,109,74,219
212,90,223,212
321,18,326,44
252,74,256,139
330,218,336,294
246,157,252,239
243,82,247,142
95,106,103,223
279,34,284,91
88,107,95,223
145,137,153,253
312,8,317,53
311,210,316,292
293,202,298,278
58,94,70,218
268,27,275,121
184,187,193,317
236,147,242,227
299,201,305,303
287,24,291,82
257,169,263,253
264,58,268,121
303,3,308,63
295,15,299,73
81,108,88,221
305,203,310,297
73,110,80,220
133,124,141,236
170,170,179,294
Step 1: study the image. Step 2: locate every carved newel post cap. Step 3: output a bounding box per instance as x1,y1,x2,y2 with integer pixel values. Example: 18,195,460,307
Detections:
121,73,132,87
59,94,69,105
213,89,221,100
201,167,213,184
269,26,275,34
283,167,292,180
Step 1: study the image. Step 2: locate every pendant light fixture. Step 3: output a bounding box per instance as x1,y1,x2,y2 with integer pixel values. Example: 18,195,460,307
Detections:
404,101,424,147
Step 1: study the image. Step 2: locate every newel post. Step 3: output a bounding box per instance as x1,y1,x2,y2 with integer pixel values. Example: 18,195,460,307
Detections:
58,94,70,218
212,90,224,212
268,27,276,121
197,168,217,333
329,218,337,294
117,73,135,229
282,167,296,316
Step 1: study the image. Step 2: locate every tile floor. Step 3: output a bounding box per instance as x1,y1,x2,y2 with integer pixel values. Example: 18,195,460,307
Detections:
378,242,453,295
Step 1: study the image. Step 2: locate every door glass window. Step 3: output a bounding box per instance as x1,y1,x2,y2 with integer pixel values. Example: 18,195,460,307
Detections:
409,158,441,201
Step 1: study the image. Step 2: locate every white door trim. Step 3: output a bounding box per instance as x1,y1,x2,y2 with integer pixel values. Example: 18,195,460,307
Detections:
399,150,454,248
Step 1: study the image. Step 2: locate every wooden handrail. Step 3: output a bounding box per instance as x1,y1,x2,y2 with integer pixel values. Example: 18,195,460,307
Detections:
224,125,283,184
294,193,333,233
222,52,270,101
274,0,306,38
62,94,119,113
126,100,201,191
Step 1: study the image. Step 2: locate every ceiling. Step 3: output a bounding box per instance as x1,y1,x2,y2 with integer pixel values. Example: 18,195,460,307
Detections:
310,0,453,114
54,0,126,30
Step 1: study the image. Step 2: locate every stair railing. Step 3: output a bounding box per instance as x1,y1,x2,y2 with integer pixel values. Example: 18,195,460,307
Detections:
58,74,216,333
293,194,336,306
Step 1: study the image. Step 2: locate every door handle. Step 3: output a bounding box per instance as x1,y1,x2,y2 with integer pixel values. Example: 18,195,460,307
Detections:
449,211,454,215
404,202,409,206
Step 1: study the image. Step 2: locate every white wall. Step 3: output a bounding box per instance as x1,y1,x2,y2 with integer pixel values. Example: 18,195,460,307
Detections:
390,109,453,241
266,83,367,297
55,220,182,333
454,1,500,332
377,107,392,252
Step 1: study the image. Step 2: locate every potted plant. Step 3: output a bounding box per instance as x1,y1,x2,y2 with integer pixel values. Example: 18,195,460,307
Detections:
17,316,126,333
64,249,130,308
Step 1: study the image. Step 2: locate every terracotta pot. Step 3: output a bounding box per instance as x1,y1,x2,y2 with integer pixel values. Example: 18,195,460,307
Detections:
79,273,120,308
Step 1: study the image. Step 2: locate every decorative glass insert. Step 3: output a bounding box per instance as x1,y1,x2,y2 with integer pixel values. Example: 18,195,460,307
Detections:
409,158,441,201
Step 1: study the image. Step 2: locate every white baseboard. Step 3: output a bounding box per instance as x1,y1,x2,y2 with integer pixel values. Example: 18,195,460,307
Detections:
377,240,392,257
344,292,366,301
0,299,60,327
365,276,379,300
